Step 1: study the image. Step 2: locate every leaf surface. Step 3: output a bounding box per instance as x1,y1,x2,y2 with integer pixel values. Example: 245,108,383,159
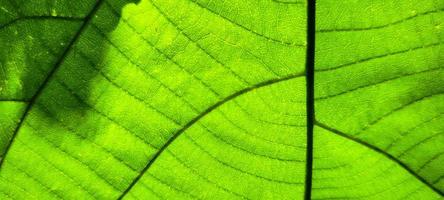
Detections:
314,0,444,199
0,0,443,199
1,0,307,199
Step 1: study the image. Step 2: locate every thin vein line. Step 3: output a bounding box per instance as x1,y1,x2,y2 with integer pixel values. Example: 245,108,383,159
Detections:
101,2,223,98
356,92,444,136
148,0,251,85
182,134,303,184
272,0,304,5
35,103,139,171
398,131,443,158
316,42,442,72
0,100,29,103
304,0,316,199
117,72,305,199
165,150,250,199
218,105,305,148
198,124,303,162
6,162,64,199
185,0,305,47
14,134,100,198
317,8,444,32
386,113,444,150
418,152,444,172
315,121,444,196
0,0,105,170
0,16,84,30
25,33,163,152
316,67,443,101
433,175,444,184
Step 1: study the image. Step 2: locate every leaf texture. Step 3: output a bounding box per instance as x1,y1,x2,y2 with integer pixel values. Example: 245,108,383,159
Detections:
314,0,444,199
1,0,307,199
0,0,443,199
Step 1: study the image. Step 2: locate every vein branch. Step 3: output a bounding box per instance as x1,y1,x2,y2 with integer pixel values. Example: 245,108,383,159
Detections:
0,99,29,103
315,121,444,196
117,72,306,199
0,0,105,169
0,16,84,30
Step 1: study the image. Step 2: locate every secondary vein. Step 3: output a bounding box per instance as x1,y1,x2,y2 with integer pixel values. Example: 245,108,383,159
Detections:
117,72,306,199
0,0,105,170
0,16,84,30
315,121,444,196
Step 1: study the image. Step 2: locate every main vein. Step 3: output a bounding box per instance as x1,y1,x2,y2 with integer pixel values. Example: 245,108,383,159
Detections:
304,0,316,199
0,0,105,169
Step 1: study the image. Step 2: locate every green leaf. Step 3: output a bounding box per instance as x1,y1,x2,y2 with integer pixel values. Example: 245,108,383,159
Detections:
0,0,95,160
0,0,442,199
314,0,443,199
0,102,26,157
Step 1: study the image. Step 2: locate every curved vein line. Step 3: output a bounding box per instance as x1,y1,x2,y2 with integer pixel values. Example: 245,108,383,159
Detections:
315,122,444,196
183,0,305,47
0,177,35,199
147,172,201,199
357,92,444,136
217,107,305,148
6,162,64,199
315,175,413,199
386,112,444,150
398,131,443,158
34,103,139,171
433,175,444,184
148,0,252,85
0,99,28,102
257,94,306,116
25,41,164,151
317,8,444,33
75,34,184,125
395,181,425,200
29,37,165,151
418,151,444,172
316,67,443,100
313,152,388,180
232,100,305,127
117,71,305,199
0,190,12,199
182,133,302,184
316,42,442,72
14,133,101,198
166,150,250,200
0,16,84,30
0,0,105,170
312,163,348,170
313,156,402,183
137,181,163,199
198,124,303,162
272,0,304,5
313,163,409,189
54,79,161,150
103,2,224,97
